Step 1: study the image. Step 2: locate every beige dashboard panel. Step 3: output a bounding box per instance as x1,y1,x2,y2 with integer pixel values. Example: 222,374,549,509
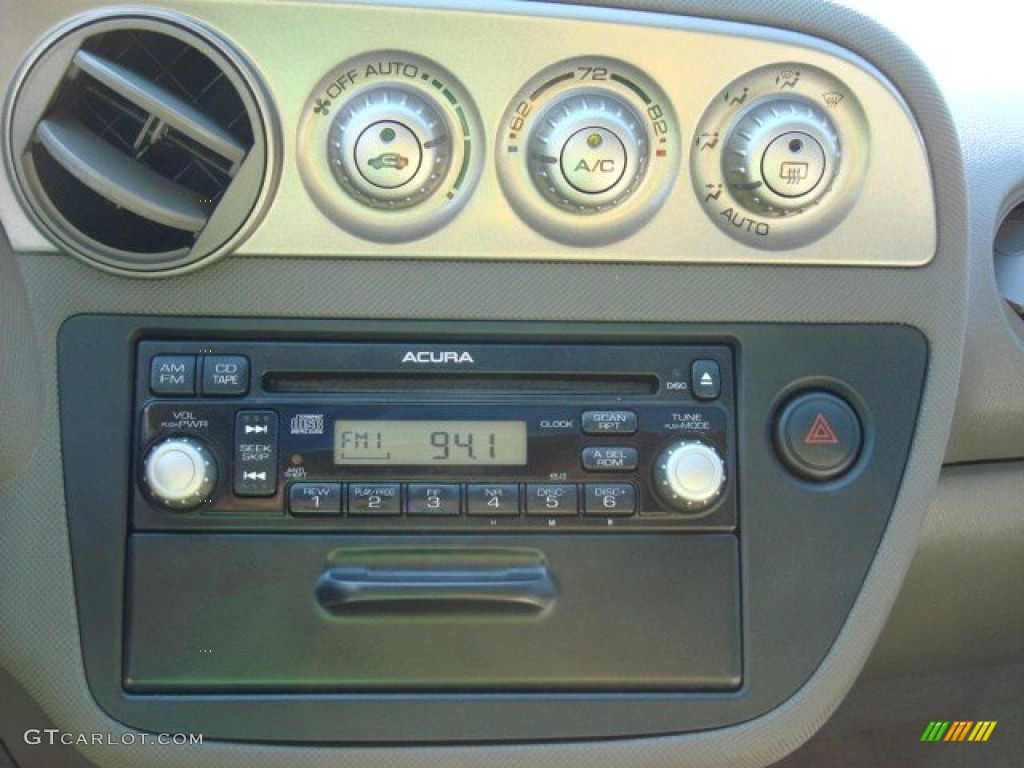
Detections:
0,0,935,269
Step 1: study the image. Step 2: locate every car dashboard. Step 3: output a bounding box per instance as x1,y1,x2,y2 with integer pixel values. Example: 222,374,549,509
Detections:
0,1,1020,767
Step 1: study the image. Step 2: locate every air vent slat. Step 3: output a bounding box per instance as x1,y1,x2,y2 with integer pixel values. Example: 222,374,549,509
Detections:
71,49,247,166
36,113,210,232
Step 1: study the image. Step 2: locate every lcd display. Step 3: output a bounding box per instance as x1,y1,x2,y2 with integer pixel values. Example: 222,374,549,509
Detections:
333,420,527,465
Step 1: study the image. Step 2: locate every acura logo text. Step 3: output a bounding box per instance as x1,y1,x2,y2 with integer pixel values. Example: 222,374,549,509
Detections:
401,351,475,364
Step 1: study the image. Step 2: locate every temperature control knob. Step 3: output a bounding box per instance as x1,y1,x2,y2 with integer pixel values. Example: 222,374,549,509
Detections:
654,440,726,512
143,437,217,510
724,98,839,216
527,92,647,212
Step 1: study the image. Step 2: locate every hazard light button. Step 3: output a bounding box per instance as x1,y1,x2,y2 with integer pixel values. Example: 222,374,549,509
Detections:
775,391,862,481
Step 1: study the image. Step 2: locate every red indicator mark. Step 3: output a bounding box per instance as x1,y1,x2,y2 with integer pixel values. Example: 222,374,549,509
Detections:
805,414,839,445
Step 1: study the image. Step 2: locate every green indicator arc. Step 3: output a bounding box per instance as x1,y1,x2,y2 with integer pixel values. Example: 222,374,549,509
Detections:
530,72,575,102
610,73,651,105
449,138,472,197
455,106,470,137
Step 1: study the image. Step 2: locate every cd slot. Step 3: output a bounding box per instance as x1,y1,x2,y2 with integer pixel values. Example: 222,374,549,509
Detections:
263,372,659,397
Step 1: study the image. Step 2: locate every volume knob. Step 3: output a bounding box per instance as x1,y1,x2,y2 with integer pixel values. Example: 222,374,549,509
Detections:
654,440,726,512
144,437,217,509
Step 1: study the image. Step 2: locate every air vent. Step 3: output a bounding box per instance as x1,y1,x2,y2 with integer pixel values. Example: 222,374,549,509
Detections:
3,10,277,274
995,203,1024,319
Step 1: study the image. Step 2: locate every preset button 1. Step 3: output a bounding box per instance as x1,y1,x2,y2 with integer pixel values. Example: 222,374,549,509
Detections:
289,483,342,516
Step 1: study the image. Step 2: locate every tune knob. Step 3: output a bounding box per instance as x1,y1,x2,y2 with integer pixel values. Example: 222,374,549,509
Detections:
724,98,839,216
654,440,726,512
143,437,217,509
527,91,648,213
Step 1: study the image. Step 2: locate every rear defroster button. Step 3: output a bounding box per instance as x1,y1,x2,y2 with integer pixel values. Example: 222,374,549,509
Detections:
775,391,862,481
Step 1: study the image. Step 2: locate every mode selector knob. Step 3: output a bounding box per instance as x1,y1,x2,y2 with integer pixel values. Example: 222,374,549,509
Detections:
144,437,217,510
528,91,648,213
328,85,453,209
654,440,726,512
724,98,839,216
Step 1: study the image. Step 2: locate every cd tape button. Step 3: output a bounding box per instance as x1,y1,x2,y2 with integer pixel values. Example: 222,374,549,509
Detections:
466,484,520,516
201,355,250,396
526,484,578,516
584,484,637,516
581,411,637,435
582,446,639,471
289,483,343,515
233,410,278,497
348,483,401,516
407,484,461,516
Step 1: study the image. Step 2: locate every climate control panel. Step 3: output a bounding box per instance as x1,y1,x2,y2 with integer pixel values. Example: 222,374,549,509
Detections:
282,26,933,265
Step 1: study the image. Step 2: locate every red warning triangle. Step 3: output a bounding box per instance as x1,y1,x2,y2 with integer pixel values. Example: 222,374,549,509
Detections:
805,413,839,445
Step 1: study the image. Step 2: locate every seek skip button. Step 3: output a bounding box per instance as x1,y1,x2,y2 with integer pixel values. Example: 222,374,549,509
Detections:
582,411,637,435
582,447,638,471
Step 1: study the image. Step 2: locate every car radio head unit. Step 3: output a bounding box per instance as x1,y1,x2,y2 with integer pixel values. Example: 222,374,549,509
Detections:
133,340,736,532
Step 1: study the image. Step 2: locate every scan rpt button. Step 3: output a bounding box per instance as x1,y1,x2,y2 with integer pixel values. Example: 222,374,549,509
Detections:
582,410,637,435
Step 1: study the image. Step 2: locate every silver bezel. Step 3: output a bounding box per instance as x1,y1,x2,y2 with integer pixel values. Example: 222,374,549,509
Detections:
496,56,681,247
1,6,282,276
691,63,868,251
295,50,483,243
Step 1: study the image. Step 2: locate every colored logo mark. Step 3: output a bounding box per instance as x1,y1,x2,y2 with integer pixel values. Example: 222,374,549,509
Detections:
920,721,997,742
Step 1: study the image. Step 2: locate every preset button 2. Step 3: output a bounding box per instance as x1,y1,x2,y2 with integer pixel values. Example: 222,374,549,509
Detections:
349,483,401,516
